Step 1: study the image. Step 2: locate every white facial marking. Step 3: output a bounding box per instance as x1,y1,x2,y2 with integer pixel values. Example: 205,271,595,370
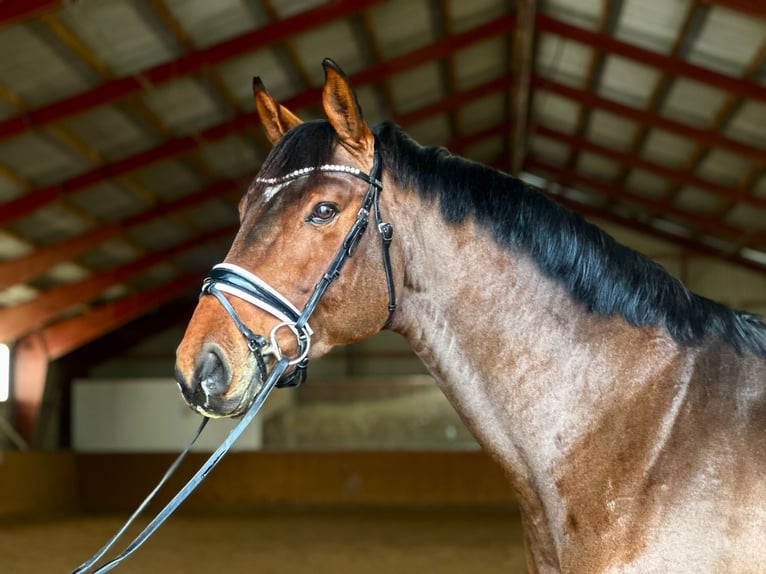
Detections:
263,181,289,203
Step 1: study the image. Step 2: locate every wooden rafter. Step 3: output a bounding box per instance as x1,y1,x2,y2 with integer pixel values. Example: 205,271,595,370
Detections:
0,225,235,343
509,0,535,175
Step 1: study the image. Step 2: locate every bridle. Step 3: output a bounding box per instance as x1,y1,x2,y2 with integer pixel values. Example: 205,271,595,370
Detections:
200,137,396,389
71,139,397,573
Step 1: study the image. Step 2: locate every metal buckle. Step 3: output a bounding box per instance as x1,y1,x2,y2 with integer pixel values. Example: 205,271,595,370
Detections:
263,321,311,366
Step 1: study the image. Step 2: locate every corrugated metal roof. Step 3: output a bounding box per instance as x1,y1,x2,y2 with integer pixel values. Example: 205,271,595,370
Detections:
0,0,762,355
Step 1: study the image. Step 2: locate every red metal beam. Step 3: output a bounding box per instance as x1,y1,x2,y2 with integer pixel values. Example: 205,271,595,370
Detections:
5,41,762,235
446,120,750,242
0,224,120,291
703,0,766,17
396,74,766,213
534,75,766,163
42,273,200,360
0,118,246,227
395,74,516,126
525,156,745,240
0,177,241,289
0,0,382,141
550,192,766,276
0,14,518,227
0,0,60,27
0,225,236,342
536,14,766,103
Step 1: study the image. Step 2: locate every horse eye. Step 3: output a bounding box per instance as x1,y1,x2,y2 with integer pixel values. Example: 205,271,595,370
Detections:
306,202,338,224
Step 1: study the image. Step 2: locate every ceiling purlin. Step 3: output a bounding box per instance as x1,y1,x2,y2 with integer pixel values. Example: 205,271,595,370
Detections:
41,272,200,361
0,223,236,343
612,0,706,190
142,0,235,234
432,0,460,142
537,76,765,163
349,10,395,117
502,0,514,164
0,177,244,291
0,13,520,229
537,13,766,103
563,0,624,172
395,75,515,127
358,10,398,119
0,0,382,141
260,0,314,98
533,124,766,211
0,0,61,27
0,14,111,289
705,0,766,18
0,117,246,227
509,0,535,176
526,157,744,242
709,42,766,236
5,10,761,233
37,7,183,279
660,32,766,223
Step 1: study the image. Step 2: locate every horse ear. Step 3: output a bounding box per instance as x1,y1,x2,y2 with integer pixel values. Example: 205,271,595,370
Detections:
253,76,303,144
321,58,374,160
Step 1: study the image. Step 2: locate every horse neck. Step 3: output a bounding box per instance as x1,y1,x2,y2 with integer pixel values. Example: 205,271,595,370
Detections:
386,187,696,549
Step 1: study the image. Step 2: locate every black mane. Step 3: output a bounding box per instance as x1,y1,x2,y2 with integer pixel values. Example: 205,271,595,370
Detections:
256,119,766,358
372,121,766,358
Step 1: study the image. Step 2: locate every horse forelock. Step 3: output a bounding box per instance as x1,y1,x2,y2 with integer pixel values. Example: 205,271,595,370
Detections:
372,121,766,359
245,120,340,208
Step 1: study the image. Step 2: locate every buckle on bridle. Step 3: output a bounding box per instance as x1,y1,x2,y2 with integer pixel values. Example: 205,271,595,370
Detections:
263,321,311,366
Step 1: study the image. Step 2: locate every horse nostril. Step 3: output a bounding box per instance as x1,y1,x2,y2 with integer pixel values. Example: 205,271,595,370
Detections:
194,347,230,397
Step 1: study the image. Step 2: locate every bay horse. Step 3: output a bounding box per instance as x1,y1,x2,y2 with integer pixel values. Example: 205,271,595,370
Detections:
175,59,766,573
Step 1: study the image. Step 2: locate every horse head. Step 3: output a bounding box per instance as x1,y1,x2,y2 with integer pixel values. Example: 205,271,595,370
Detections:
175,59,401,417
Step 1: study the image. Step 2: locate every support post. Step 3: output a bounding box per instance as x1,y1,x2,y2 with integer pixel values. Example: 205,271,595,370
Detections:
12,333,49,447
510,0,535,175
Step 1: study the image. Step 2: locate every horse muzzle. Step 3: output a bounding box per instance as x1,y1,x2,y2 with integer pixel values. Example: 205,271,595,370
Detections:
175,263,313,417
175,341,266,418
176,323,311,418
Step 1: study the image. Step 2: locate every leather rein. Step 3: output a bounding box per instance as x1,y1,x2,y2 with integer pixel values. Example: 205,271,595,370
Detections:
72,140,396,572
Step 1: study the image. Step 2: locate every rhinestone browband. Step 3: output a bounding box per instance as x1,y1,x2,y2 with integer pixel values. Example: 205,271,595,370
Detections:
255,164,382,187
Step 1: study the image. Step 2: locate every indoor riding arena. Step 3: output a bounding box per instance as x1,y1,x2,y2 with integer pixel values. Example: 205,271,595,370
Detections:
1,1,765,573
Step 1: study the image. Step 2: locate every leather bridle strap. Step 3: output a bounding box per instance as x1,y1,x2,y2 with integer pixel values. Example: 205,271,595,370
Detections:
202,138,395,387
293,145,392,331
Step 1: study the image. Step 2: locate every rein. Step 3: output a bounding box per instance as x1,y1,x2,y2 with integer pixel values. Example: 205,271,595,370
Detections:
73,141,395,571
72,357,289,574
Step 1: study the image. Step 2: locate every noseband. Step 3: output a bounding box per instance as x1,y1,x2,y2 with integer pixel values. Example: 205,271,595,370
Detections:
201,140,396,389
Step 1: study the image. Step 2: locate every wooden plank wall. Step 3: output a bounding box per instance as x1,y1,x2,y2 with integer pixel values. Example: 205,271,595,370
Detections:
76,452,515,512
